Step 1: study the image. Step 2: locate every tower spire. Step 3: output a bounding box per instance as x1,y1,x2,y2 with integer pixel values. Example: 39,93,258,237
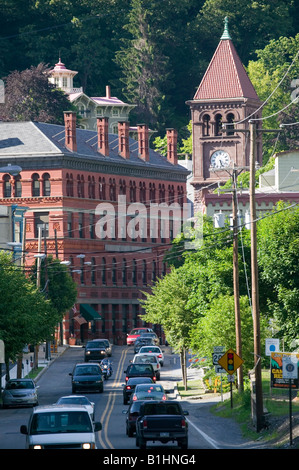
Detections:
221,16,232,40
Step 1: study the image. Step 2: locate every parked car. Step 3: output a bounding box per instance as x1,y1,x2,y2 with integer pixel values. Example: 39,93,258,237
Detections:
139,332,159,345
138,345,164,366
133,337,156,354
2,379,39,408
131,384,167,402
122,400,144,437
124,363,156,383
126,327,154,346
83,340,107,361
55,395,95,420
122,377,154,405
69,363,104,393
20,404,102,449
132,353,161,380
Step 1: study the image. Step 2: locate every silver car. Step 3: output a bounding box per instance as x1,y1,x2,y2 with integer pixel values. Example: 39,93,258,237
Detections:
55,395,95,420
2,379,39,408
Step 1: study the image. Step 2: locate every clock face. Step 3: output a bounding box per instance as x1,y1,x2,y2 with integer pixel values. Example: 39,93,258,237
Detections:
210,150,230,169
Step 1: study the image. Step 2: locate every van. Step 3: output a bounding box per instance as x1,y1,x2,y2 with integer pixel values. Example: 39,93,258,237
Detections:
20,404,102,449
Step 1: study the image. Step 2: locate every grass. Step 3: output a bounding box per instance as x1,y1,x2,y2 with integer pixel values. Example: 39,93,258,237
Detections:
177,369,299,447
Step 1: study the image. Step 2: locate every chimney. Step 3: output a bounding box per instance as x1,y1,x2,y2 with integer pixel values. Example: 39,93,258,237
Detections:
64,111,77,152
118,121,130,159
137,124,149,161
166,128,178,165
97,117,109,156
106,85,111,99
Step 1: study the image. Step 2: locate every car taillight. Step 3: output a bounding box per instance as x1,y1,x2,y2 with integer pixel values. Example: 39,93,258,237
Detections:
125,377,129,382
181,419,186,429
133,395,137,401
153,376,156,381
157,364,160,369
143,419,148,429
126,386,131,390
162,395,166,400
158,354,162,358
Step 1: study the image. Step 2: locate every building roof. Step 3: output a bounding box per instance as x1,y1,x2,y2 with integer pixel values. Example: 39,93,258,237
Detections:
193,19,260,101
0,121,188,178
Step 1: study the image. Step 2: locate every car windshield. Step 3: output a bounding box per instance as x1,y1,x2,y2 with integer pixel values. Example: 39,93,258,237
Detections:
6,380,34,390
136,385,164,392
30,411,92,434
58,397,90,406
87,341,105,349
128,364,153,374
140,347,160,353
134,355,157,364
74,365,101,376
142,403,181,415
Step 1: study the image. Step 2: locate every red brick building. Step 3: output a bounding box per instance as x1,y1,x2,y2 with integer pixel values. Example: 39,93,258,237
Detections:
0,114,189,344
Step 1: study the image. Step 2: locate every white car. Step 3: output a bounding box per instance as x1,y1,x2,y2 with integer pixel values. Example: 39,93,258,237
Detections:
55,395,95,420
20,404,102,449
138,345,164,366
132,353,161,380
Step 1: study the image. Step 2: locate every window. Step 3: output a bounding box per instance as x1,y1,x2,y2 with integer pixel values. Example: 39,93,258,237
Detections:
89,213,95,239
62,77,68,88
122,259,127,285
88,175,95,199
152,260,157,282
119,179,126,196
66,173,74,197
142,260,147,285
139,182,146,203
215,114,222,136
42,173,51,196
226,113,235,136
77,175,84,198
149,183,156,203
91,257,96,285
34,212,49,238
203,114,211,136
3,174,11,198
99,177,106,200
32,173,40,197
14,175,22,197
109,178,116,201
132,260,137,285
80,258,85,285
129,181,136,203
112,258,117,285
101,258,106,285
79,213,84,238
67,213,73,238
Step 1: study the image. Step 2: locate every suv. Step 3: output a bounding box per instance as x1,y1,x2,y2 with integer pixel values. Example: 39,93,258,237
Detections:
20,404,102,449
83,340,107,361
132,353,161,380
124,363,156,383
69,363,104,393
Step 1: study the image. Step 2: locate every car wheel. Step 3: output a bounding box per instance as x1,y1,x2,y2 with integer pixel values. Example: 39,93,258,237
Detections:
179,438,188,449
127,426,134,437
139,438,146,449
156,373,160,380
123,398,128,405
160,362,164,367
99,384,104,393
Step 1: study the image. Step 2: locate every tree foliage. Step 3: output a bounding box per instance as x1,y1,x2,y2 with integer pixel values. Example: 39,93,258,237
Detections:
0,252,56,367
0,63,73,123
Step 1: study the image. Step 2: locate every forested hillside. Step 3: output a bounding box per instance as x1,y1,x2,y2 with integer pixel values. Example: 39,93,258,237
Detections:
0,0,298,139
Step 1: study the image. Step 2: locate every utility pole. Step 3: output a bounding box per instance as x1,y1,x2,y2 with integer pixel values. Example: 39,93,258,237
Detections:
249,120,263,432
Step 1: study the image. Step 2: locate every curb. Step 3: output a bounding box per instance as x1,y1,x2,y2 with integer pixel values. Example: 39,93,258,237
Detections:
35,345,70,382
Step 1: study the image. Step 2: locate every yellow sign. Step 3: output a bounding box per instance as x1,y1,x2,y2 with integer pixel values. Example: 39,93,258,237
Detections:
218,348,244,375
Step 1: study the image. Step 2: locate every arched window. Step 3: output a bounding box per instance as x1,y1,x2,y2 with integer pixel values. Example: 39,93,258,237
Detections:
3,174,11,198
88,175,95,199
112,258,117,285
129,181,136,202
142,260,147,285
226,113,235,136
122,258,127,285
99,177,106,200
132,259,137,285
119,179,126,196
66,173,74,197
203,114,211,136
139,181,146,203
109,178,116,201
152,260,157,282
32,173,40,197
80,175,85,198
168,184,175,204
91,257,96,285
215,114,222,136
101,257,106,285
14,175,22,197
42,173,51,197
77,175,82,198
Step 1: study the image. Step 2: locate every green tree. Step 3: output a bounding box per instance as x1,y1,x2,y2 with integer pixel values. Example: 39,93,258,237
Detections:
0,63,74,123
0,252,56,378
257,202,299,348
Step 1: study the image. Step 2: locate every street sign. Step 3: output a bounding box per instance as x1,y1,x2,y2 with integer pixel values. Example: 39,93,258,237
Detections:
213,347,226,374
265,338,280,356
218,348,244,375
282,355,298,380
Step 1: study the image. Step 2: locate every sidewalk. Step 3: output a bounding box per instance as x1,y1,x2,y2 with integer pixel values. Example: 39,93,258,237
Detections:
1,342,68,389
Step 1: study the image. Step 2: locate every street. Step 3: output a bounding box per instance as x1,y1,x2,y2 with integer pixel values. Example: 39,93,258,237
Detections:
0,344,259,451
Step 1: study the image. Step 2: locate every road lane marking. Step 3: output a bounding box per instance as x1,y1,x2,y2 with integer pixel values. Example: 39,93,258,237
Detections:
187,418,220,449
98,347,128,449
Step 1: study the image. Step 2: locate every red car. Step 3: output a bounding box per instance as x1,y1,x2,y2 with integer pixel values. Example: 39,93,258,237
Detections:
126,328,153,345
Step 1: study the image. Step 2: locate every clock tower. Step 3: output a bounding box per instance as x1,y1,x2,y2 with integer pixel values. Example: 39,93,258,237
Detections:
186,18,262,206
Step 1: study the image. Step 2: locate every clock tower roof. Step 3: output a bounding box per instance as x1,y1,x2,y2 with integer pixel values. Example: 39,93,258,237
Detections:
193,18,260,102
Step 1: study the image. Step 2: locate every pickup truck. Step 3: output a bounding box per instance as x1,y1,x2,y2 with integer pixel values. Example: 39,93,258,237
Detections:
135,400,189,449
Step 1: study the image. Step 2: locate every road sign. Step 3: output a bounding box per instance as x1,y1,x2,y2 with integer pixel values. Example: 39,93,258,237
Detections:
218,348,244,375
282,355,298,380
265,338,280,356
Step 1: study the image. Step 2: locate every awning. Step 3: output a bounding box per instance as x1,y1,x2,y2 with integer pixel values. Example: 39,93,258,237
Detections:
80,304,102,321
